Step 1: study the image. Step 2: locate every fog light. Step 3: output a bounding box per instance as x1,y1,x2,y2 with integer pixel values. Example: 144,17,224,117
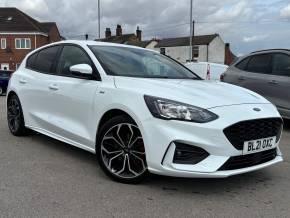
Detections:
173,142,209,165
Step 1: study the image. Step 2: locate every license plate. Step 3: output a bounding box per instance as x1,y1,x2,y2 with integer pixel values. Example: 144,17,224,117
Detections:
243,136,276,155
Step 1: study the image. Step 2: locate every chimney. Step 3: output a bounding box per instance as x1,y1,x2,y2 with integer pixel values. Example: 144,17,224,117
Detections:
225,43,234,65
136,26,142,41
105,28,111,38
116,24,122,37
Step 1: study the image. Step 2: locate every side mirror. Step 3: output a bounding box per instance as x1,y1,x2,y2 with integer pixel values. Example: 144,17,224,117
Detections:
70,64,92,75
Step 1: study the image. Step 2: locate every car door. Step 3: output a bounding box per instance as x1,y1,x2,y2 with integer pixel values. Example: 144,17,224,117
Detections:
265,53,290,117
46,44,101,149
18,45,61,129
236,54,272,97
223,57,250,86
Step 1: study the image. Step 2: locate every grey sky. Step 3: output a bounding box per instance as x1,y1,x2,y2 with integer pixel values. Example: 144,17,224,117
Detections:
1,0,290,55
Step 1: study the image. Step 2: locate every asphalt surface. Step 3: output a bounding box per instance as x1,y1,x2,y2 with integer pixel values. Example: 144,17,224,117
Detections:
0,96,289,218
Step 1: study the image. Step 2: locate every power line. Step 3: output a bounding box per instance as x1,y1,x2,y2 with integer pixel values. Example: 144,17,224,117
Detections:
63,19,290,39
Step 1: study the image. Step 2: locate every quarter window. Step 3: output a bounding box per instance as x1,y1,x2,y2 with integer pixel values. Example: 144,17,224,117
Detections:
33,46,60,73
1,38,6,49
272,54,290,77
15,38,31,49
235,57,250,70
26,52,38,69
246,54,271,74
56,45,92,76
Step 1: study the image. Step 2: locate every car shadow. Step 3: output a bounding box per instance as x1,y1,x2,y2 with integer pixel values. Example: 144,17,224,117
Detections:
27,132,278,195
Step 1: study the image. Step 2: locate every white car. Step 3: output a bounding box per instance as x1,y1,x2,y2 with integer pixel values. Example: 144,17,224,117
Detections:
7,41,283,183
185,62,228,81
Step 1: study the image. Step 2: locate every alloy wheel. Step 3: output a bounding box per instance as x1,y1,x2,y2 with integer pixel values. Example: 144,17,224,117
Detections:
101,123,147,179
7,97,21,133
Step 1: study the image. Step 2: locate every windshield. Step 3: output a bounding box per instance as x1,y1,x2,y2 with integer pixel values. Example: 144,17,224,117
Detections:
89,45,200,79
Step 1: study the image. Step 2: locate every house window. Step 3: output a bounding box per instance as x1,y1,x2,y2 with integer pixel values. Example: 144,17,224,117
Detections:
1,38,6,49
15,38,31,49
160,48,166,55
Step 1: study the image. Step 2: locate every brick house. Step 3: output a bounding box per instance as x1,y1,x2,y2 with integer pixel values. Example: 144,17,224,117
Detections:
0,8,61,71
98,24,142,44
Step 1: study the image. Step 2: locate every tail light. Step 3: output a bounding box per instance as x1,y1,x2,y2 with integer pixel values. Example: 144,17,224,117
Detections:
220,73,225,81
206,64,211,80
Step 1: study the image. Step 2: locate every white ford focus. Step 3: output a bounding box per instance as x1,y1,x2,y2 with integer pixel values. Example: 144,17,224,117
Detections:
7,41,283,183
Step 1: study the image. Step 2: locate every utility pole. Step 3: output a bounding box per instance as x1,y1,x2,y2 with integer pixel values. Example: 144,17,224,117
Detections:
189,0,193,62
98,0,101,39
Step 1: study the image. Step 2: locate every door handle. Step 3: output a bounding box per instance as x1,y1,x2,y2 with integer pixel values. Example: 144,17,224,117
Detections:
19,78,27,84
49,84,59,91
238,76,245,81
268,80,278,85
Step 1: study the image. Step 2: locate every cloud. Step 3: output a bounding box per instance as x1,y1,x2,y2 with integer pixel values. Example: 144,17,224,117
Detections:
280,3,290,19
2,0,290,55
243,34,269,42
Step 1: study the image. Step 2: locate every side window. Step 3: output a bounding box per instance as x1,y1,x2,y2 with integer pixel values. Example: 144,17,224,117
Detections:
26,52,38,69
34,46,60,73
235,57,250,70
246,54,271,74
272,53,290,77
57,45,92,76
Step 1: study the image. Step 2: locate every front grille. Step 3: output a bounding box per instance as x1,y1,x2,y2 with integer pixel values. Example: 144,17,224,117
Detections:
218,148,277,171
224,118,283,150
173,142,209,165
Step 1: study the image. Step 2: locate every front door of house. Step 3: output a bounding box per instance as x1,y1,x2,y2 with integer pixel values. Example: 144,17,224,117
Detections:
1,63,9,70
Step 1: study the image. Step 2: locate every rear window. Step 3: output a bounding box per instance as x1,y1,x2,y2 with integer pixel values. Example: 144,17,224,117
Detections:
246,54,271,74
272,53,290,77
26,52,38,69
33,46,60,73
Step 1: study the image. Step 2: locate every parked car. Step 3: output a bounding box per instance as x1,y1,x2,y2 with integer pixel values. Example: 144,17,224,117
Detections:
185,62,228,80
0,70,12,95
7,41,283,183
221,49,290,119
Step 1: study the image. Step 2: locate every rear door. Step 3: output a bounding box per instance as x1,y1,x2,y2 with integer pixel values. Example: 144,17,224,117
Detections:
237,54,272,96
266,53,290,116
223,57,250,85
19,45,61,128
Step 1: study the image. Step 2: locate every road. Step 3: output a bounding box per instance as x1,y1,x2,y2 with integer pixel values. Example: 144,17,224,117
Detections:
0,96,289,218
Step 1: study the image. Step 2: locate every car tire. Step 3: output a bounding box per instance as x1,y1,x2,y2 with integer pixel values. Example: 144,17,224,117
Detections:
0,86,3,96
7,95,31,136
96,115,148,184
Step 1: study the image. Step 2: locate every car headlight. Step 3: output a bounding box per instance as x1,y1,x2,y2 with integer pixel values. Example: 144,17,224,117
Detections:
144,95,218,123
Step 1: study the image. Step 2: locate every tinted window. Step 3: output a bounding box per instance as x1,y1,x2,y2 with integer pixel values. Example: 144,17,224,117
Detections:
34,46,60,73
57,45,92,76
26,52,38,69
247,54,271,74
235,57,250,70
272,53,290,77
89,46,198,79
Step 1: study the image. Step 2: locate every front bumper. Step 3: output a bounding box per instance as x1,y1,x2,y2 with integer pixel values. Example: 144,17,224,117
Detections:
140,103,283,178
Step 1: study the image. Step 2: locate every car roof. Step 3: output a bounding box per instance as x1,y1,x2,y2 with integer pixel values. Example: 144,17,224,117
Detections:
43,40,156,52
251,49,290,54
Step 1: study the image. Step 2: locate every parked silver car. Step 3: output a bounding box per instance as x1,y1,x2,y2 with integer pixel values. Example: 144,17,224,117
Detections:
221,49,290,119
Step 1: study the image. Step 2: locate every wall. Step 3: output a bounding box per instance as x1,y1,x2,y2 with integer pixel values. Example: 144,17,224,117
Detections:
208,36,225,64
161,46,191,63
145,41,158,51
